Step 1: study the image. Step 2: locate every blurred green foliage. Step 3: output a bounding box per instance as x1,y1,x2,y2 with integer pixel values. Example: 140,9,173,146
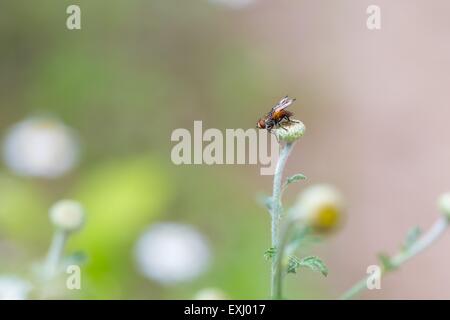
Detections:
69,155,170,298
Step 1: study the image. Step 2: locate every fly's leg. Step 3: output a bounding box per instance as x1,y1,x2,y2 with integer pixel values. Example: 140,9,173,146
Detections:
267,125,281,143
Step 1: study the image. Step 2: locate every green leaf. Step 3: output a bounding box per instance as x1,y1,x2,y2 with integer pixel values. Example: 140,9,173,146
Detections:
264,247,277,260
288,255,328,277
403,226,421,251
287,255,301,273
378,253,396,272
286,174,307,185
299,256,328,277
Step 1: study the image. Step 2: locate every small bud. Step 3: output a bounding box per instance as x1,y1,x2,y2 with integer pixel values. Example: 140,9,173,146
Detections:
438,192,450,219
292,184,344,233
49,200,85,232
273,121,305,143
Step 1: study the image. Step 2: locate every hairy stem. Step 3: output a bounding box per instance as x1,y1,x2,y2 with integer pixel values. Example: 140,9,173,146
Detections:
273,218,298,299
341,216,449,300
271,142,295,299
44,230,68,279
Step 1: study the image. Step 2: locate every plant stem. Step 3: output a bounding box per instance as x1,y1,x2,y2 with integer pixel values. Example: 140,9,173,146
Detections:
271,141,295,299
341,216,449,300
44,229,68,279
273,218,298,299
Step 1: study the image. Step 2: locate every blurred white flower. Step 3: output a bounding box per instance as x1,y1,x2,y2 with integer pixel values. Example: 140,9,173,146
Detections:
2,117,79,178
134,222,211,285
0,276,32,300
49,200,85,232
209,0,256,10
194,287,228,300
293,184,344,233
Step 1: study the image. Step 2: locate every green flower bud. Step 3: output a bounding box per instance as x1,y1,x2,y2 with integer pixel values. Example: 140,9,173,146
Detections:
273,121,305,143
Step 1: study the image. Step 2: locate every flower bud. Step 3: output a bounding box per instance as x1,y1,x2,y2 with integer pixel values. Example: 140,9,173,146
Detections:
293,184,344,233
438,192,450,219
273,121,305,143
49,200,85,232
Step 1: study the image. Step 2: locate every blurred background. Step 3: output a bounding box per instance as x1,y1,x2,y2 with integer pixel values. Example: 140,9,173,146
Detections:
1,0,450,299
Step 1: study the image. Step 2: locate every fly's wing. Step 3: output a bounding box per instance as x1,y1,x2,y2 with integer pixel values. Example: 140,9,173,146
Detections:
270,96,296,115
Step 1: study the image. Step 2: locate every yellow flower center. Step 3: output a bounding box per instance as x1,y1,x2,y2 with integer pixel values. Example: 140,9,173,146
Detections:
313,205,340,232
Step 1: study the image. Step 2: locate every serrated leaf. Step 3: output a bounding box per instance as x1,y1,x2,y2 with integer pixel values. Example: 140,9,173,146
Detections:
287,255,301,273
286,174,307,185
378,253,395,272
264,247,277,260
403,226,421,251
287,255,328,277
298,256,328,277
